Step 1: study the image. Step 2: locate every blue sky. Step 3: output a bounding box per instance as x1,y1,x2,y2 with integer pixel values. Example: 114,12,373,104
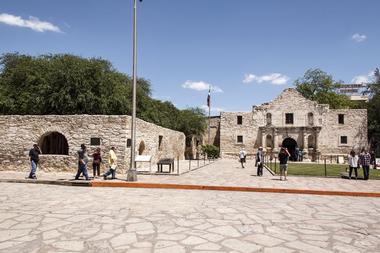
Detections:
0,0,379,115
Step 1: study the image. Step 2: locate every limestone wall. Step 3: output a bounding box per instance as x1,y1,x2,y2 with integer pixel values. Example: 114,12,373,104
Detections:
218,89,368,159
319,109,368,154
0,115,185,173
220,112,256,158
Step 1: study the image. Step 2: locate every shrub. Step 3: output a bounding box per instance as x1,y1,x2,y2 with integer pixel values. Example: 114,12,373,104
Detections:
201,144,219,158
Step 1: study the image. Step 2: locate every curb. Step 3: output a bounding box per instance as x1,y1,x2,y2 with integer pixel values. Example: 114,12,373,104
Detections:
1,179,379,198
92,181,380,198
0,179,91,187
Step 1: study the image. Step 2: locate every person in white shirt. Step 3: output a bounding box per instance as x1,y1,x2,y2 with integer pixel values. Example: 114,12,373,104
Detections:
239,148,247,168
348,150,358,180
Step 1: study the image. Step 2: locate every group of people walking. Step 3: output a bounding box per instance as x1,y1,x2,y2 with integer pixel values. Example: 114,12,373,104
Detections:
239,146,291,181
347,148,373,180
27,144,118,181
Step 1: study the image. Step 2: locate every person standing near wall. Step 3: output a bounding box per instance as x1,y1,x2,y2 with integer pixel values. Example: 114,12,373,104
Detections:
255,147,264,176
239,147,247,168
348,150,358,180
27,144,41,179
279,147,290,181
103,147,117,180
75,144,90,180
360,148,371,180
92,148,102,178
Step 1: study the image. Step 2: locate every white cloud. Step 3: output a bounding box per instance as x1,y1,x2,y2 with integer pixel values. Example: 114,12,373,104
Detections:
351,33,367,43
351,71,374,84
182,80,223,93
243,73,289,85
201,105,224,113
0,13,62,33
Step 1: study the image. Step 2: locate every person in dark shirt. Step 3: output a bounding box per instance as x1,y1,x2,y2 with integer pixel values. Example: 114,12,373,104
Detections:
92,148,102,177
27,144,41,179
75,144,90,180
278,147,290,181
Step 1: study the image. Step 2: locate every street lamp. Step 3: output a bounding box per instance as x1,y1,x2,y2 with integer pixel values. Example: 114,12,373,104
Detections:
127,0,141,181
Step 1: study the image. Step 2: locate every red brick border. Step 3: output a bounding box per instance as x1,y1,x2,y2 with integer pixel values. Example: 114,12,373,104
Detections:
91,181,380,198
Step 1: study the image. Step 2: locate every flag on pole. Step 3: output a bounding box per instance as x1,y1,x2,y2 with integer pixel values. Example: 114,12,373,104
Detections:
207,88,211,108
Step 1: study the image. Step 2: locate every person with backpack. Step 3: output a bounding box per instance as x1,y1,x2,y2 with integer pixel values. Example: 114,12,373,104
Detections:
279,147,290,181
92,148,102,178
255,147,264,176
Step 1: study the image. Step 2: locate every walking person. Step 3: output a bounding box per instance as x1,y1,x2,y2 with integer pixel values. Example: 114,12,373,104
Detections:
239,147,247,168
75,144,90,180
279,147,290,181
255,147,264,176
348,150,358,180
27,144,41,179
92,148,102,178
359,148,371,180
103,147,117,180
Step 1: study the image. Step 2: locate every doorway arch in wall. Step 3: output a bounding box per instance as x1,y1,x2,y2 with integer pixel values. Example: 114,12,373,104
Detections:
138,141,146,155
282,137,297,161
38,131,69,155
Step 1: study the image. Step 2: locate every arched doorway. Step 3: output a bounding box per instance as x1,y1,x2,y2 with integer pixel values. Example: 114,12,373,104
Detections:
39,131,69,155
282,137,297,161
138,141,145,155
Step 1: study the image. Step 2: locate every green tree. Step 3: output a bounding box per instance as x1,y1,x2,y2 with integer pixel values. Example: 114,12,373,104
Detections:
295,69,354,109
366,68,380,153
0,53,206,138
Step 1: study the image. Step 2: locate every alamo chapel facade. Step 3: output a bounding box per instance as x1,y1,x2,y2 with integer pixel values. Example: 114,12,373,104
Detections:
207,88,367,161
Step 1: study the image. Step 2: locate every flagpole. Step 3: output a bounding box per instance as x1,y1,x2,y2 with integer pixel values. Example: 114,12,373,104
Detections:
127,0,138,181
208,87,211,145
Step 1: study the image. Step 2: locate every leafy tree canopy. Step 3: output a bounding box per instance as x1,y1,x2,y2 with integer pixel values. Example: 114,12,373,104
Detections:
366,68,380,149
295,68,357,109
0,53,206,136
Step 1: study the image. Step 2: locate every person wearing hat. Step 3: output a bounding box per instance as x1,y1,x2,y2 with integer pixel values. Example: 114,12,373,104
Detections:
75,144,90,180
103,146,118,180
27,144,41,179
256,147,264,176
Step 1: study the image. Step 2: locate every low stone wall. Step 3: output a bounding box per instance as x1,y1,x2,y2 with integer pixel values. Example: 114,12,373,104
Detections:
0,115,185,173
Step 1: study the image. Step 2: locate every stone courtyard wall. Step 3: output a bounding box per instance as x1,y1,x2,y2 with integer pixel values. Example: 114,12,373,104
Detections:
0,115,185,173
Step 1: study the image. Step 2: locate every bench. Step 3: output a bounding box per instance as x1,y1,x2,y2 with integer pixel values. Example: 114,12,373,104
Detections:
157,158,174,173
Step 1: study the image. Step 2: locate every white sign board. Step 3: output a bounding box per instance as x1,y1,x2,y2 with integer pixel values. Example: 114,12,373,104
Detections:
135,155,152,162
376,158,380,167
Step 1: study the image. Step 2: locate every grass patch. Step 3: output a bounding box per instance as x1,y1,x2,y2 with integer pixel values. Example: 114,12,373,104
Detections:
267,162,380,179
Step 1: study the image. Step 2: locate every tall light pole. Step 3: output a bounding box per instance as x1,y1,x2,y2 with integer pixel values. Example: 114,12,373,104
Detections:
127,0,140,181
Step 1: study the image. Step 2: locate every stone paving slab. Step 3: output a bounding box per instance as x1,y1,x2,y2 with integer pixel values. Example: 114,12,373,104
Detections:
0,183,379,252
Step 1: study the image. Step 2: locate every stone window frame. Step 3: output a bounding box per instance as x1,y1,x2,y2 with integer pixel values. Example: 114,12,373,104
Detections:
266,113,272,125
307,112,314,126
237,135,243,144
127,138,132,148
339,136,348,145
38,131,69,156
338,114,345,124
237,115,243,125
285,113,294,125
90,137,101,146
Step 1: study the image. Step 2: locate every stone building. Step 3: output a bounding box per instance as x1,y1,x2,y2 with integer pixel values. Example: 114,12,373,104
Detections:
0,115,185,172
219,88,368,160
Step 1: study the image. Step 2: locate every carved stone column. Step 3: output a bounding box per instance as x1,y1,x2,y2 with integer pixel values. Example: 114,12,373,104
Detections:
273,128,279,153
261,131,266,148
303,131,308,160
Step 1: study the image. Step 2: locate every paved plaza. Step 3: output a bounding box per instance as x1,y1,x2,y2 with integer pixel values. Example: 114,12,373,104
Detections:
1,159,380,193
0,182,380,253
